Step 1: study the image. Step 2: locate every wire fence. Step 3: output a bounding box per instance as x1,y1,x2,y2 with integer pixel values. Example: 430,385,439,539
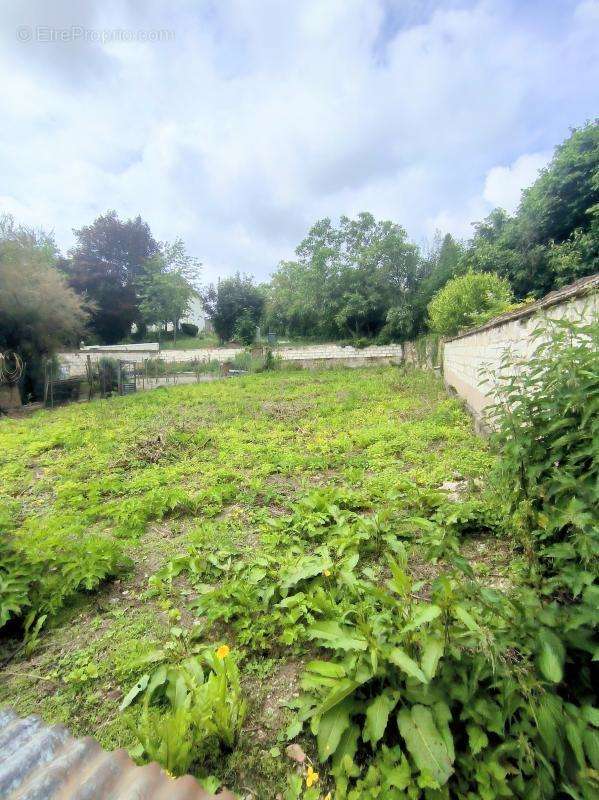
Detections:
42,356,235,409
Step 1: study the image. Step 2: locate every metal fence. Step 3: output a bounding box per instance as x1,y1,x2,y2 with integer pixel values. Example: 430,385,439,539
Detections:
43,356,230,409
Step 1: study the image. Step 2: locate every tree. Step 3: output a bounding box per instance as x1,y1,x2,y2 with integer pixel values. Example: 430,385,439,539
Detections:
137,240,200,345
410,232,465,334
463,121,599,298
233,310,258,345
203,273,264,343
0,215,88,397
267,213,422,341
64,211,159,343
427,271,513,337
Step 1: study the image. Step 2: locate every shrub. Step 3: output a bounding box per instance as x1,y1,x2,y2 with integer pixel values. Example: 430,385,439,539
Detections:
489,314,599,605
0,519,128,639
427,271,513,337
232,310,257,346
180,322,199,337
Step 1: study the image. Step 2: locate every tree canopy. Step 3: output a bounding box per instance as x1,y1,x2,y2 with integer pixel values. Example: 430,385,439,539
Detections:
63,211,160,343
137,240,200,344
461,121,598,298
266,213,422,340
203,273,265,343
0,215,88,395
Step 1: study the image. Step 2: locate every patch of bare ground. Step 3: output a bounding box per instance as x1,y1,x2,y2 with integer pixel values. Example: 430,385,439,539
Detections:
243,660,303,745
259,400,313,421
460,535,517,592
408,534,517,594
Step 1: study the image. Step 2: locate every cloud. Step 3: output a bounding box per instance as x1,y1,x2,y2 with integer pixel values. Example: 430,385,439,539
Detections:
483,152,552,214
0,0,597,281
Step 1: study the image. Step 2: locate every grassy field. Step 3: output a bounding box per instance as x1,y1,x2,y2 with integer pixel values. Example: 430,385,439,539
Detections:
0,367,506,796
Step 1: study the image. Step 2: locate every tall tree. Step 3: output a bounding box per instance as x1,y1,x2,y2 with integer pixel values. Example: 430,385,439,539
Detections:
463,121,599,297
267,213,421,340
202,273,265,343
410,232,465,335
137,240,200,344
64,211,159,343
0,215,88,397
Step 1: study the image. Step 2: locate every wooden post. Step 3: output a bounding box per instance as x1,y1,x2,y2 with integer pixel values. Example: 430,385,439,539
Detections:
86,355,92,401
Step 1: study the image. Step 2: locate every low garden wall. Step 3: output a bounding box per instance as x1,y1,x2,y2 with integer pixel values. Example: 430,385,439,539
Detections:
58,343,404,376
442,273,599,428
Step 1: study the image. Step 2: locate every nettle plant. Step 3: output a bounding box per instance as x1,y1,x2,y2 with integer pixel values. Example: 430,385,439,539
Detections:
289,546,598,799
280,318,598,799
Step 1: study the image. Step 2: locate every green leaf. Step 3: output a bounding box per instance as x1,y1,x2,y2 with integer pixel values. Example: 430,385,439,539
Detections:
467,724,489,756
402,605,442,635
317,678,362,717
537,629,565,683
363,691,399,747
388,648,428,684
332,722,361,772
421,636,444,681
308,620,368,651
119,674,149,711
305,660,346,679
583,727,599,770
565,721,586,769
433,702,454,762
317,700,352,761
397,704,454,785
453,605,481,632
582,706,599,727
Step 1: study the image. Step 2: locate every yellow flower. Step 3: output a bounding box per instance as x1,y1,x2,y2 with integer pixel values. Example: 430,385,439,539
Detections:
216,644,230,659
323,794,332,800
306,765,319,788
323,569,331,577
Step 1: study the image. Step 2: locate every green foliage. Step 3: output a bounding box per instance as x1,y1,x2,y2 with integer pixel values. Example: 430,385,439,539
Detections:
180,322,199,337
427,271,513,337
0,516,128,636
0,215,88,397
463,121,599,297
137,239,200,344
122,631,246,776
10,364,592,797
267,213,422,341
233,309,258,345
202,272,265,342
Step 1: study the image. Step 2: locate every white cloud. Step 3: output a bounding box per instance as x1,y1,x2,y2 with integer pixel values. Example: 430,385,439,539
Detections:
483,152,552,214
0,0,597,281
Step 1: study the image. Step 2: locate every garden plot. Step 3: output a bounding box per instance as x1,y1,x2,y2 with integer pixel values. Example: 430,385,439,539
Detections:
0,367,509,797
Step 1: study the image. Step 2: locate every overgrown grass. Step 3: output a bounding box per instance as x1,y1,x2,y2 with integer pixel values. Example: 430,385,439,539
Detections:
0,368,492,797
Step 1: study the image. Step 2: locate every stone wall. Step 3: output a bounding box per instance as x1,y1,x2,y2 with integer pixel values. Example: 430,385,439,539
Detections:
58,343,404,376
443,274,598,428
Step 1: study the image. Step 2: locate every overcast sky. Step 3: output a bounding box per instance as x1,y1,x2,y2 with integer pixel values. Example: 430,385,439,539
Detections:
1,0,598,283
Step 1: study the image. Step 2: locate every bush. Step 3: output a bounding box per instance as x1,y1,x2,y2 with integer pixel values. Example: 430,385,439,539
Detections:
180,322,199,337
0,516,128,641
490,315,599,601
232,310,257,346
427,271,513,337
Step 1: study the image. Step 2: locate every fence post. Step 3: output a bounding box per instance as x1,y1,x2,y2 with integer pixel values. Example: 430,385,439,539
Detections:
43,360,49,407
86,355,92,401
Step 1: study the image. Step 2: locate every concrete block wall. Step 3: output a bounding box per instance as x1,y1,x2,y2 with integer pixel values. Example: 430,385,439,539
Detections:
443,275,598,427
58,343,404,376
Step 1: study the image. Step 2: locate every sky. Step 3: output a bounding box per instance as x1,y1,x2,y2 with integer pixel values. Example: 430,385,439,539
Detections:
0,0,598,284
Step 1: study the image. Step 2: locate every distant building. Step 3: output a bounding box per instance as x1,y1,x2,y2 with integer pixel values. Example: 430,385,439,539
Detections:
135,294,212,335
181,294,212,333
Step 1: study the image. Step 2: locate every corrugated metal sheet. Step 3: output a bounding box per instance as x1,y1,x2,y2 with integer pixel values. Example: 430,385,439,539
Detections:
0,708,234,799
